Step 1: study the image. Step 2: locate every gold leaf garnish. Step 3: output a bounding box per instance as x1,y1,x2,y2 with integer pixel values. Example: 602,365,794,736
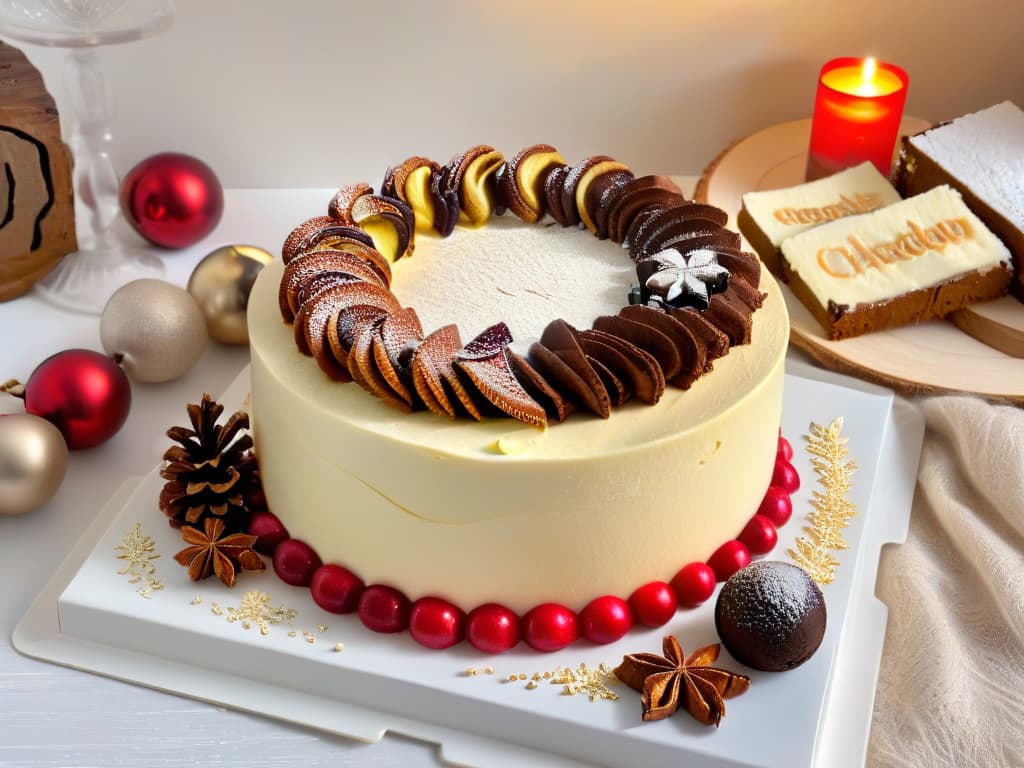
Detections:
480,662,618,703
114,523,164,598
223,591,297,636
788,417,858,585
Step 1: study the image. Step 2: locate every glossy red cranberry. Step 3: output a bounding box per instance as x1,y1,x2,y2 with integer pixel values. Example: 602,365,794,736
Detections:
272,539,321,586
580,595,633,644
357,585,411,634
310,564,365,614
409,597,466,649
670,562,717,608
246,510,290,555
777,435,794,462
758,486,793,527
522,603,580,652
707,540,752,582
738,514,779,556
772,460,800,494
243,484,268,511
466,603,520,653
628,581,677,627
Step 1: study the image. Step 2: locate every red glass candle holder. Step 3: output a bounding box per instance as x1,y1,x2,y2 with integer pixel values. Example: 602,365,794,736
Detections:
805,57,908,181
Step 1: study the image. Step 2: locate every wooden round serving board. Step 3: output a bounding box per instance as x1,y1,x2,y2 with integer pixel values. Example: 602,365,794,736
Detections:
696,117,1024,404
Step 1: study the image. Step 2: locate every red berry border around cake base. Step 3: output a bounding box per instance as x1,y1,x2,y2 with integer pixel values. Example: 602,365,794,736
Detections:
248,433,799,653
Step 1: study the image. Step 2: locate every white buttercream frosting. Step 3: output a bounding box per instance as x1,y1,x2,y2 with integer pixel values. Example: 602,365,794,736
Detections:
248,219,788,612
781,185,1011,309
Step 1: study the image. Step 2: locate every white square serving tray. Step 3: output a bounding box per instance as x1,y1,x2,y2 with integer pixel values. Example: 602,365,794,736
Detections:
14,366,924,768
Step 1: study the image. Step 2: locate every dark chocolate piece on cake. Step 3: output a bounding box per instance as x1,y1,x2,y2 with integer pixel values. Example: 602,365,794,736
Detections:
507,351,576,423
618,304,707,389
895,101,1024,301
668,307,730,367
591,314,681,381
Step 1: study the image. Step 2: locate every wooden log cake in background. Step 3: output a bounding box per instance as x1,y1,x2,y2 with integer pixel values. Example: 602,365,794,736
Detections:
0,41,76,302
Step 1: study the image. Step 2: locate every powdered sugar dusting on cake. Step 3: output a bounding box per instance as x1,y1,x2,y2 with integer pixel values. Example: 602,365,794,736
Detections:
911,101,1024,227
389,215,634,350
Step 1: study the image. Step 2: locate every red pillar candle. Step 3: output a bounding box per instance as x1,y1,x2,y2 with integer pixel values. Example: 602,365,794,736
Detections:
805,57,908,181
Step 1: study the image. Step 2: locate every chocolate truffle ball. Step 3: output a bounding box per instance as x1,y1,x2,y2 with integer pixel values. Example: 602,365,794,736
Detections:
714,560,826,671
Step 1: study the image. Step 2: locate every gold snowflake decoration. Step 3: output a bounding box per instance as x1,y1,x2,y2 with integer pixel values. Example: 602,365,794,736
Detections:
789,417,858,585
224,590,297,636
114,523,164,598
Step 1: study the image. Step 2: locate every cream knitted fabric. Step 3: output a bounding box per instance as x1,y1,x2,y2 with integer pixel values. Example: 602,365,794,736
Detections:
869,396,1024,768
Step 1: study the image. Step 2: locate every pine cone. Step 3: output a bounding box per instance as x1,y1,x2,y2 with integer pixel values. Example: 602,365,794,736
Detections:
159,394,258,534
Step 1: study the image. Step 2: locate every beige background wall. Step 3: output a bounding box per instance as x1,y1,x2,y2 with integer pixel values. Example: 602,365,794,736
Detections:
14,0,1024,188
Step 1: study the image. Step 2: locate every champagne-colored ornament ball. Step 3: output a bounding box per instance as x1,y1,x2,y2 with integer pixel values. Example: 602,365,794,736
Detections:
100,279,208,383
0,413,69,515
187,245,273,345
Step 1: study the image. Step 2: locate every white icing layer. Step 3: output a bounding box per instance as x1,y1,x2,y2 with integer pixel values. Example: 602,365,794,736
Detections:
743,162,901,247
910,101,1024,228
781,185,1012,309
249,222,788,613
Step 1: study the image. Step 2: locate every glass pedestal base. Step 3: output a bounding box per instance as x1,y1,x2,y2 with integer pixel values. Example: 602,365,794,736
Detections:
34,245,165,314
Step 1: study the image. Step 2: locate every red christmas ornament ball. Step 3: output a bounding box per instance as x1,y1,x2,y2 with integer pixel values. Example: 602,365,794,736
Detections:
310,564,365,614
628,581,677,627
466,603,520,653
739,514,779,556
671,562,718,608
120,152,223,249
522,603,579,652
580,595,633,644
272,538,321,587
707,540,752,582
24,349,131,450
409,597,466,649
358,585,411,634
758,486,794,527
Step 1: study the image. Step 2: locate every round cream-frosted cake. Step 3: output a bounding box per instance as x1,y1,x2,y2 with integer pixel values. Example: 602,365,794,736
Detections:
249,202,788,614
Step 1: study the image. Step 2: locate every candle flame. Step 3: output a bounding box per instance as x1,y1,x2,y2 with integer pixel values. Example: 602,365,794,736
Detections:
861,57,878,87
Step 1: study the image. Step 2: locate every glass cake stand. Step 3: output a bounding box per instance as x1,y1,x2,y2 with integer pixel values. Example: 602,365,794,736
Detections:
0,0,175,314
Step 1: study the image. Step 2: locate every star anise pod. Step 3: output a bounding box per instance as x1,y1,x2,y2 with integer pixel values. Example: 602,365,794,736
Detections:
173,518,265,588
613,635,750,726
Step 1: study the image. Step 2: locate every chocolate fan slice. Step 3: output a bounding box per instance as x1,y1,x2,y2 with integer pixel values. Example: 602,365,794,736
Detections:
578,329,665,405
294,280,399,357
705,293,752,346
626,202,729,254
709,248,761,288
618,304,706,389
669,308,730,367
281,217,375,264
348,316,413,413
589,170,634,240
326,304,391,381
585,354,631,407
725,276,766,311
454,323,547,429
592,315,681,381
528,342,609,418
607,179,686,244
544,165,572,227
643,228,742,261
429,164,461,237
507,351,576,423
371,307,423,407
633,218,740,260
539,320,611,417
327,182,373,224
411,325,481,419
499,144,565,223
280,250,390,321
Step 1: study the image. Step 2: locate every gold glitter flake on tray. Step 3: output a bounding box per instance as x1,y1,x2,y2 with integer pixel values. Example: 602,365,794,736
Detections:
789,417,859,586
114,523,164,598
223,590,297,636
478,662,619,703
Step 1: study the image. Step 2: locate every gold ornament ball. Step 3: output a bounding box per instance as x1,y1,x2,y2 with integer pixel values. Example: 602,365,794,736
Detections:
101,279,208,383
0,413,69,515
187,245,273,345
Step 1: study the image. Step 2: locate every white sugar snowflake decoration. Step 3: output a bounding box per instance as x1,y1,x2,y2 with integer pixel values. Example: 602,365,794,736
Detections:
643,248,729,307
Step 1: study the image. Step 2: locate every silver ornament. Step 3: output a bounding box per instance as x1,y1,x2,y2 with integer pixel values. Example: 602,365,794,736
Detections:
100,278,208,383
0,413,69,516
187,245,273,345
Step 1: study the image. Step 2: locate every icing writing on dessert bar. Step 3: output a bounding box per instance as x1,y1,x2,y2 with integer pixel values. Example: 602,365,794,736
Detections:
773,193,884,226
816,218,974,278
